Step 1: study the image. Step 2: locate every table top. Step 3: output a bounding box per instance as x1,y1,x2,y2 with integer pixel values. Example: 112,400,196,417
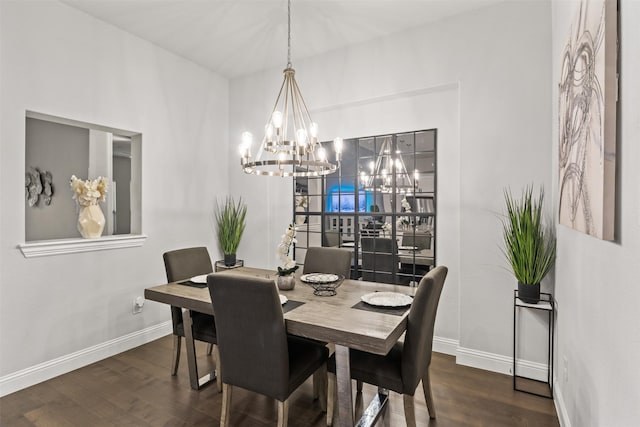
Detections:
145,266,416,355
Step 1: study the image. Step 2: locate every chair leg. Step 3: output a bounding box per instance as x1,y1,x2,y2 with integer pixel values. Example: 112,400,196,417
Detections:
326,372,336,426
220,383,232,427
206,343,213,355
277,399,289,427
213,344,222,393
422,369,436,419
314,364,328,411
402,394,417,427
171,335,181,376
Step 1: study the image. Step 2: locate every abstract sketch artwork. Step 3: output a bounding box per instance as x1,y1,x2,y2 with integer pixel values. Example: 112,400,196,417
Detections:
558,0,617,240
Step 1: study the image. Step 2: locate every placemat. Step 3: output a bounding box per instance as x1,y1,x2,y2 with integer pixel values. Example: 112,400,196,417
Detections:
351,301,410,316
283,300,305,313
178,280,207,289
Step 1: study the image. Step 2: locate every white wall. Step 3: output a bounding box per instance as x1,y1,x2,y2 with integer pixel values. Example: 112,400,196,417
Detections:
0,0,228,392
229,0,552,366
551,1,640,425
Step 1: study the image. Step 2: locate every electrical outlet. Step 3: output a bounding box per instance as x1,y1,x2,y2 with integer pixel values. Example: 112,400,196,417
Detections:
563,356,569,382
133,296,145,314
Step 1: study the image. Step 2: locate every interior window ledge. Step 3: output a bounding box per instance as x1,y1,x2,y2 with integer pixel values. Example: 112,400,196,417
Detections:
18,234,148,258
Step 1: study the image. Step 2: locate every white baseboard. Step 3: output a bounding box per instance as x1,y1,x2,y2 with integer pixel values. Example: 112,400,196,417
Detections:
553,379,571,427
433,337,550,382
0,321,172,397
433,336,458,356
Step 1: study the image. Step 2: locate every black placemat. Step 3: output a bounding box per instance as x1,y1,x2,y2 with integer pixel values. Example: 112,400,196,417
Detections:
178,280,207,289
351,301,410,316
283,300,305,313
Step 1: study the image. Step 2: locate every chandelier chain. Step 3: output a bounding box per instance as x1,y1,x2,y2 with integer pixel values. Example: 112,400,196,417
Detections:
287,0,292,68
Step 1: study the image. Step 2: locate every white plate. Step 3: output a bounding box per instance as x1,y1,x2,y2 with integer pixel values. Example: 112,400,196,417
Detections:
301,273,340,284
189,274,208,284
361,292,413,307
279,294,288,305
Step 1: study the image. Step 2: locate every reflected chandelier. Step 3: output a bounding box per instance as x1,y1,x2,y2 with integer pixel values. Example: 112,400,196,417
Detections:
360,137,418,194
239,0,341,177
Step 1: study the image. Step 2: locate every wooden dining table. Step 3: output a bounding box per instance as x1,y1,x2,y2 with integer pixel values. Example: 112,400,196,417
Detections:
145,266,416,427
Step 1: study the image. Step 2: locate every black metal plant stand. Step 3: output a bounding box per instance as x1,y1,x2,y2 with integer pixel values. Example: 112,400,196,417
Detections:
513,290,554,398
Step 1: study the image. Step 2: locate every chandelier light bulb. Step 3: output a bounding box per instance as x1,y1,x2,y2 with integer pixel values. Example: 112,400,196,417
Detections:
317,146,327,161
309,122,319,138
296,128,307,146
369,161,375,173
241,131,253,146
272,111,283,129
414,169,420,181
265,123,274,140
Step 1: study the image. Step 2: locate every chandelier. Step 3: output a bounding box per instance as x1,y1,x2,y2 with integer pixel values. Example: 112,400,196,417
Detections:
359,137,418,194
239,0,341,177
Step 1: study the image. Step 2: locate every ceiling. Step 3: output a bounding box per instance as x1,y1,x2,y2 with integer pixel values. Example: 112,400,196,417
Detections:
61,0,502,79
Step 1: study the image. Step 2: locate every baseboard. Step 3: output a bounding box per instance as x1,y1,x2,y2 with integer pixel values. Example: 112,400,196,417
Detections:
433,336,458,356
553,379,571,427
0,321,172,397
456,345,549,382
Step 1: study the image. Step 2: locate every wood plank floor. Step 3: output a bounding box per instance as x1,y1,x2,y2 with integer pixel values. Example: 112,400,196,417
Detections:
0,336,559,426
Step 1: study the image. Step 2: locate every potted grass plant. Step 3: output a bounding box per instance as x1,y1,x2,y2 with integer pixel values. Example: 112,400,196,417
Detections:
501,186,556,303
215,197,247,266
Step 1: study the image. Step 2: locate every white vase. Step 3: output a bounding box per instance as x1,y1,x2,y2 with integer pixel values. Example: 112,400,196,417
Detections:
78,205,105,238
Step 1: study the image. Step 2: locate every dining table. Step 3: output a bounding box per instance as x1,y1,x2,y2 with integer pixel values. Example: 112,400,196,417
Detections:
144,266,416,427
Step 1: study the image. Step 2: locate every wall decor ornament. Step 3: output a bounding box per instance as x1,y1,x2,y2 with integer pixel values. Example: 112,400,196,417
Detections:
69,175,108,238
25,167,54,207
558,0,617,240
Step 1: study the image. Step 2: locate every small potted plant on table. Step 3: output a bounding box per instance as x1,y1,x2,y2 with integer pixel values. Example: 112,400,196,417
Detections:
501,186,556,303
215,197,247,266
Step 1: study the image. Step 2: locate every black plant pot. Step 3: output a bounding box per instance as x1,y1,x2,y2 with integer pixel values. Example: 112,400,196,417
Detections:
224,253,236,267
518,282,540,304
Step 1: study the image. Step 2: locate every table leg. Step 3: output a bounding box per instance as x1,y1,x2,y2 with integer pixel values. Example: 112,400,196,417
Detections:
335,344,354,427
182,308,217,390
182,308,200,390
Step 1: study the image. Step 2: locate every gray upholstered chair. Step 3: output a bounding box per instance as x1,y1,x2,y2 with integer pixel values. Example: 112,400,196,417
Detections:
401,232,432,250
361,237,398,284
326,266,448,426
302,246,352,403
303,246,352,278
208,274,330,427
163,247,220,391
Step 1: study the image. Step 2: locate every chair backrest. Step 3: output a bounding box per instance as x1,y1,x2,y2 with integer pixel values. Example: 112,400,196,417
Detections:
163,247,214,332
361,237,397,283
322,232,340,247
163,247,214,282
401,232,432,250
208,274,290,401
303,247,351,278
401,266,448,393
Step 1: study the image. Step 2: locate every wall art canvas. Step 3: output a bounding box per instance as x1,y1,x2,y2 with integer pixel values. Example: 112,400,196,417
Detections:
558,0,617,240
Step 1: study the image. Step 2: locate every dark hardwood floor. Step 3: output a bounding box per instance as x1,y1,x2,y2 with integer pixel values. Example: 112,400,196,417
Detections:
0,336,559,426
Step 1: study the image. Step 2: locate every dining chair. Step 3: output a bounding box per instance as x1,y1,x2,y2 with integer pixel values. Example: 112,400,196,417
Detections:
302,246,352,404
303,246,352,278
208,274,330,427
326,266,448,426
163,247,220,391
360,237,398,284
401,232,432,250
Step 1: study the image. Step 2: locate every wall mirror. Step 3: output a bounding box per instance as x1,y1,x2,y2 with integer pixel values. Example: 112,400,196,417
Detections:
24,111,142,242
293,129,436,285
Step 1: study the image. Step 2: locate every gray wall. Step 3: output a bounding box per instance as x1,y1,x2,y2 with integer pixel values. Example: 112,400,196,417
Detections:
25,118,89,240
113,155,131,234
